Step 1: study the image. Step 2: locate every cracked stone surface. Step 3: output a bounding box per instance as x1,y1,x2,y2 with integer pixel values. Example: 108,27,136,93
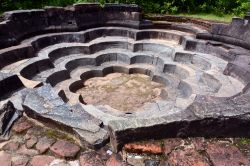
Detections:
23,84,109,149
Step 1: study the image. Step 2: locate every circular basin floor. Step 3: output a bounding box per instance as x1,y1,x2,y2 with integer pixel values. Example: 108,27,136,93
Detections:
77,73,167,112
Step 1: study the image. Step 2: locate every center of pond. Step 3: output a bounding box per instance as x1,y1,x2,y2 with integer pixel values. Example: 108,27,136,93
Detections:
77,73,167,112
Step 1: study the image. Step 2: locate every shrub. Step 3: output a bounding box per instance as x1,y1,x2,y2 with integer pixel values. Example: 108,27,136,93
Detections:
1,0,250,16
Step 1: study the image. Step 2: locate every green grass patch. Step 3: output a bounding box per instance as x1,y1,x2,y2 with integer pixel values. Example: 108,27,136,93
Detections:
175,13,234,23
239,138,250,145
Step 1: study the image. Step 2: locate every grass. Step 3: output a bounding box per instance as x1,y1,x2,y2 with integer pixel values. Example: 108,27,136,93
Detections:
239,138,250,145
44,128,75,143
175,13,235,23
0,3,235,23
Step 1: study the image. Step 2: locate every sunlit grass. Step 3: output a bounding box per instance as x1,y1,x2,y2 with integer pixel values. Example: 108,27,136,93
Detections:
239,138,250,145
176,13,235,23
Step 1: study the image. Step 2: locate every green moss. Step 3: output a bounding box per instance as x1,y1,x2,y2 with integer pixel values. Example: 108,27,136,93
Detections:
44,129,75,142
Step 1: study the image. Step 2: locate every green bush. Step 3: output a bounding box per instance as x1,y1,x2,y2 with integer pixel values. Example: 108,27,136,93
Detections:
233,0,250,16
1,0,250,16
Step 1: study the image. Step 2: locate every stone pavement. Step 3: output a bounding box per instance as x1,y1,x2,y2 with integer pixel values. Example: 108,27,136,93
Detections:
0,117,249,166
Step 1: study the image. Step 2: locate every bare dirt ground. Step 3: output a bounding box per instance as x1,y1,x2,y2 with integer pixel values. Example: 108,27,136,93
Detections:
77,73,167,112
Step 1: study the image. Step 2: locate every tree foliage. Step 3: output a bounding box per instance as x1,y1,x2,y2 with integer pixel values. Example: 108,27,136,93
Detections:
1,0,250,16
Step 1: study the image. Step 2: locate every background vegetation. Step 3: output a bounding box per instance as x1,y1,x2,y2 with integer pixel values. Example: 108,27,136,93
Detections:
1,0,250,21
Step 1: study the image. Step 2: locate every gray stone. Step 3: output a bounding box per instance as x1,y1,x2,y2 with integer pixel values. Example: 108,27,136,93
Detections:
0,4,142,49
23,84,109,149
71,103,103,127
108,110,195,152
108,90,250,152
0,101,22,139
197,13,250,50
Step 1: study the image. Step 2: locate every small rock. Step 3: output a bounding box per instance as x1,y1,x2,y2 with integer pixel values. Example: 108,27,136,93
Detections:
106,150,112,155
0,101,22,138
24,133,32,140
11,155,29,166
106,154,123,166
30,155,55,166
126,156,144,166
168,148,209,166
158,160,169,166
12,121,32,133
164,138,182,155
2,141,20,151
68,160,80,166
50,140,80,158
79,151,105,166
124,142,163,154
192,137,206,151
96,146,111,161
36,137,55,154
206,142,250,166
0,151,11,166
17,145,38,157
145,160,160,166
26,137,38,149
26,127,43,136
49,159,67,166
50,163,68,166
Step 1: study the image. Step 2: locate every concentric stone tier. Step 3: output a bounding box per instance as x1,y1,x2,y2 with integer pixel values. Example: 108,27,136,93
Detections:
0,4,250,152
